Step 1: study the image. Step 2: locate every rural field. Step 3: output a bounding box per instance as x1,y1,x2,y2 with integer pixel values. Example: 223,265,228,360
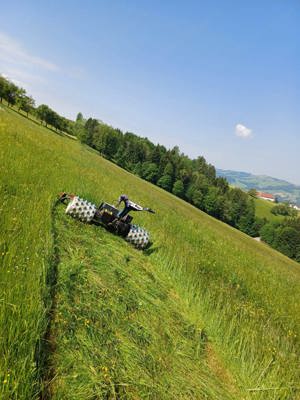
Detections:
254,198,285,222
1,105,300,399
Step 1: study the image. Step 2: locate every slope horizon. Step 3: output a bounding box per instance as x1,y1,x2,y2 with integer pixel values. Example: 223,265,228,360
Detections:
2,74,298,188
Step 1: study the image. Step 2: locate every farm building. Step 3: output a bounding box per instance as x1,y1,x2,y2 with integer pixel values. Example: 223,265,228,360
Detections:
256,191,275,202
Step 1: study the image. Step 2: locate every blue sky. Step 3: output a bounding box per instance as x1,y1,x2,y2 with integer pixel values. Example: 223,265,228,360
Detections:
1,1,299,184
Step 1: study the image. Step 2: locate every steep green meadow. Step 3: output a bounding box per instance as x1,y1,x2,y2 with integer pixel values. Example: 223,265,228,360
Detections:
1,106,300,399
254,197,285,222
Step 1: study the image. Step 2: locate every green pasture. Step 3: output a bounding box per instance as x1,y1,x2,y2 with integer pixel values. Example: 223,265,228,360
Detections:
0,105,300,399
254,197,299,222
254,197,284,222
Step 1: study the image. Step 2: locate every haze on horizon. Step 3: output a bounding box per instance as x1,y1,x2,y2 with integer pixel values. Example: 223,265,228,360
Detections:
0,1,299,185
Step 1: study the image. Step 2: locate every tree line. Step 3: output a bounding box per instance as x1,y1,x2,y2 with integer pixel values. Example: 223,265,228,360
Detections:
0,75,73,133
73,112,261,236
261,218,300,262
271,203,298,217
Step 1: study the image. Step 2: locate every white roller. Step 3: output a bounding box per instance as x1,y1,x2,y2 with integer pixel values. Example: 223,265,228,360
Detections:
65,196,96,223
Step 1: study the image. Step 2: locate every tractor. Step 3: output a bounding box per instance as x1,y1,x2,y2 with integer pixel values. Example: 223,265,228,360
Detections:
58,193,155,249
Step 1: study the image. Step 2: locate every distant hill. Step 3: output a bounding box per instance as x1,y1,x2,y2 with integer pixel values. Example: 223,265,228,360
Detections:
217,169,300,206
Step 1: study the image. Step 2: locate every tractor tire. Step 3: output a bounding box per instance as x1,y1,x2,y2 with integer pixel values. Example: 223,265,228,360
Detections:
126,224,150,249
65,196,97,223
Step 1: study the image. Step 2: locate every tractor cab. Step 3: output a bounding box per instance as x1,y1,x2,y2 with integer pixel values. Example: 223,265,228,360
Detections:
92,203,133,236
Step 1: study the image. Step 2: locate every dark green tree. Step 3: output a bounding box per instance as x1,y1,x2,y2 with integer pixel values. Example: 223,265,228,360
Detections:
36,104,52,126
260,222,280,246
163,162,174,177
275,227,300,259
18,95,35,116
76,112,84,122
73,118,86,140
252,217,268,236
6,81,19,106
142,162,159,183
133,162,143,177
172,180,185,198
151,145,163,164
237,199,256,236
248,188,257,198
92,124,121,159
85,118,99,146
215,177,229,194
271,203,297,217
0,76,9,102
157,174,173,191
192,189,204,208
203,187,223,218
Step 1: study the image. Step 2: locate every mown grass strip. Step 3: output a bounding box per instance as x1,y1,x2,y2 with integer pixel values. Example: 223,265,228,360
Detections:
49,206,237,399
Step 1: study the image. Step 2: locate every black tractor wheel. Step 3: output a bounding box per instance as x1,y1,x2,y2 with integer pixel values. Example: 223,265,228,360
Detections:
126,225,150,249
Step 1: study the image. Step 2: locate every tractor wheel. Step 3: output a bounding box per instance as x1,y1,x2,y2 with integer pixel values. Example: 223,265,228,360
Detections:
65,196,97,223
126,225,150,249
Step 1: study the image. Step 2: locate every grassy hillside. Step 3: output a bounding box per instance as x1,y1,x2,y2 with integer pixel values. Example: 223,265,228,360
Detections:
254,198,285,222
254,197,299,224
1,105,300,400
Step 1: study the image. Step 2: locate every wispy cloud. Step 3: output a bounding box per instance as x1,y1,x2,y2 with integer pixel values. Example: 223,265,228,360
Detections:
0,31,61,92
0,31,85,92
235,123,253,139
0,32,86,117
0,32,58,71
1,68,46,83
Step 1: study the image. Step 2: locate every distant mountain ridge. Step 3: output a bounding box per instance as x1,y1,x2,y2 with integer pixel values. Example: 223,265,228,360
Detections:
216,169,300,206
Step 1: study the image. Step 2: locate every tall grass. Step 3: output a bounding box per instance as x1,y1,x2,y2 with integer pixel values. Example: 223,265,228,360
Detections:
0,105,299,399
49,206,236,399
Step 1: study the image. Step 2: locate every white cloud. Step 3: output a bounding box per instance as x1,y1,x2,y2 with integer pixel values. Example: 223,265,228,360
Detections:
0,32,58,71
235,123,253,139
